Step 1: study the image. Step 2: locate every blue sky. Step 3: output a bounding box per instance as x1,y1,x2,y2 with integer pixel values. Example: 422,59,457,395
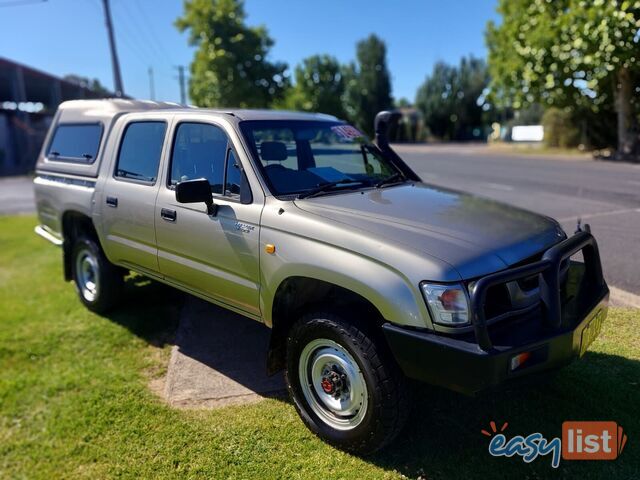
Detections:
0,0,498,104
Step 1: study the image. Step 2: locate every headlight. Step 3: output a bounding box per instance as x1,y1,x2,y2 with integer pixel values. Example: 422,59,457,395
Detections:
421,282,470,326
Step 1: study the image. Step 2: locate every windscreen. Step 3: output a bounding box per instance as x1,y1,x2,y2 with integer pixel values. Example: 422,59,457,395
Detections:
240,120,397,196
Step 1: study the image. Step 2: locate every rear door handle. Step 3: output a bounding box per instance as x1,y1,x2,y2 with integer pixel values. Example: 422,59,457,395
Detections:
161,208,177,222
106,196,118,207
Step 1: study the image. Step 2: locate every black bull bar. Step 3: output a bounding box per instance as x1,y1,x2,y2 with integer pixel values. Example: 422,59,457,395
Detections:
469,231,607,352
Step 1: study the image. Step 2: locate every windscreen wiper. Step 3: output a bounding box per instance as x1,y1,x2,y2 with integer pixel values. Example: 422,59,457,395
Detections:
297,179,366,199
375,172,405,188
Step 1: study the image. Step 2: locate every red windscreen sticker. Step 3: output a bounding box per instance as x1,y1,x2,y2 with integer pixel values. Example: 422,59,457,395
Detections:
331,125,364,139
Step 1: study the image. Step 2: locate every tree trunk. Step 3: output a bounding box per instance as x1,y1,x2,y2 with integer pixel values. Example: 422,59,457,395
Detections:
614,67,635,159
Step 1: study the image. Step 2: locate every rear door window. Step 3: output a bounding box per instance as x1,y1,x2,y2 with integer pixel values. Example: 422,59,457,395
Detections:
115,121,167,183
47,124,102,163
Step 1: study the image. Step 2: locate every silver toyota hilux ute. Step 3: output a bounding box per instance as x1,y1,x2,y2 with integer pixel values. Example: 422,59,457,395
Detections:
34,99,609,454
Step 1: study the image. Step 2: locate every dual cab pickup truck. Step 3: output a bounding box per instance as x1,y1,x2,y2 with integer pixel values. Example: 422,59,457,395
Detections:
34,99,609,453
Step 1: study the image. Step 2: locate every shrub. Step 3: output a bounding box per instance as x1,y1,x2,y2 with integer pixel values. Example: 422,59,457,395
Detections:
542,107,580,148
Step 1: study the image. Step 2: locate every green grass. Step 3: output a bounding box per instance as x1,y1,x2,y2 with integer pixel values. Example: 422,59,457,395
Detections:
488,142,595,159
1,215,638,479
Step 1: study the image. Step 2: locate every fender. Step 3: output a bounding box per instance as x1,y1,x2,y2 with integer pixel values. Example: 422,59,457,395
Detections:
259,227,431,330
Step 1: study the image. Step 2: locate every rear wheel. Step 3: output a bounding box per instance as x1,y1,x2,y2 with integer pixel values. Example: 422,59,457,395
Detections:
71,236,123,313
285,312,410,454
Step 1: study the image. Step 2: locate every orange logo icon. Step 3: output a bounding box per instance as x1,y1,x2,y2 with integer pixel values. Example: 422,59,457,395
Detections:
562,421,628,460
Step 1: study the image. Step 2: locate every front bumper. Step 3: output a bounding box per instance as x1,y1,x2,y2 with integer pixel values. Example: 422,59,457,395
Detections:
383,231,609,395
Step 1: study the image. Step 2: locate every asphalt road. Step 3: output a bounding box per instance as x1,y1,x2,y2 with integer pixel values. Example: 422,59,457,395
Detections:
2,146,638,296
395,144,640,296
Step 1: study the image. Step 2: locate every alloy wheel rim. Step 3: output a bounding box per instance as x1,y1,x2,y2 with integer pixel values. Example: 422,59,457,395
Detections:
298,338,368,431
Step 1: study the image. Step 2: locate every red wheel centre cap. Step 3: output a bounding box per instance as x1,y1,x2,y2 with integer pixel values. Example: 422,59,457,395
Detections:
321,378,333,393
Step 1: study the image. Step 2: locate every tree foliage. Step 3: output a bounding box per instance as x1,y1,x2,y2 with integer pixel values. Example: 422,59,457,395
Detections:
281,55,346,119
487,0,640,154
415,56,490,140
175,0,289,108
63,75,110,96
343,34,393,136
542,107,580,148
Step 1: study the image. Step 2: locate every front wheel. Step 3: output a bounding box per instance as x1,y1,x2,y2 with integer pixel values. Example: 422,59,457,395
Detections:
71,236,123,313
285,312,410,454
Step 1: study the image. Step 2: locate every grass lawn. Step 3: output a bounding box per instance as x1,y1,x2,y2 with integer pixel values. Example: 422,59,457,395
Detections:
1,215,638,479
487,142,596,160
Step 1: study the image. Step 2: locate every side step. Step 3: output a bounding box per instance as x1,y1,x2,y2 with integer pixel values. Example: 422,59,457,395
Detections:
34,225,63,246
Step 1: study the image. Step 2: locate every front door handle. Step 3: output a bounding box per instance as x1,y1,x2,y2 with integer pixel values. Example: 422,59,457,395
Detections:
106,196,118,207
161,208,177,222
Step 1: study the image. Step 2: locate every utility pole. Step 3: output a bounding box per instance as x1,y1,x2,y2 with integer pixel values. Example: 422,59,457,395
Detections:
175,65,186,104
101,0,124,97
148,67,155,100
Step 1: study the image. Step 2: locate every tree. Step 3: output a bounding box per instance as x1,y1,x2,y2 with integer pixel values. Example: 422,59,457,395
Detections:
487,0,640,157
395,98,412,108
63,75,111,96
175,0,289,108
282,55,347,118
542,107,580,148
343,34,393,136
415,56,491,140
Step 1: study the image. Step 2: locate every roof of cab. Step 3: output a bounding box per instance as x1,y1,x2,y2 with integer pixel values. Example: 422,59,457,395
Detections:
57,98,340,122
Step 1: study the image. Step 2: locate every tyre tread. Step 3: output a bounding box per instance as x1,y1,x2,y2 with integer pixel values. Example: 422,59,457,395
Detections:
286,312,410,454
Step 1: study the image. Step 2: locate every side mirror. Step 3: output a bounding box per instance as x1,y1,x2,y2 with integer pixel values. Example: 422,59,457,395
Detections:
175,178,218,216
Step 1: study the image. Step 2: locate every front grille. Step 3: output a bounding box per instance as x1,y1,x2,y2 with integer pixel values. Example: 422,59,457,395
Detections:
467,231,606,351
517,274,539,291
478,256,572,326
484,283,512,319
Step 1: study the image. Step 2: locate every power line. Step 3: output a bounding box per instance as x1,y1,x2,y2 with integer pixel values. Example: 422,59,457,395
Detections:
90,0,142,66
111,14,156,64
0,0,46,7
106,1,159,67
131,0,175,64
98,0,171,100
111,0,172,79
115,0,165,62
94,0,182,102
110,5,157,60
